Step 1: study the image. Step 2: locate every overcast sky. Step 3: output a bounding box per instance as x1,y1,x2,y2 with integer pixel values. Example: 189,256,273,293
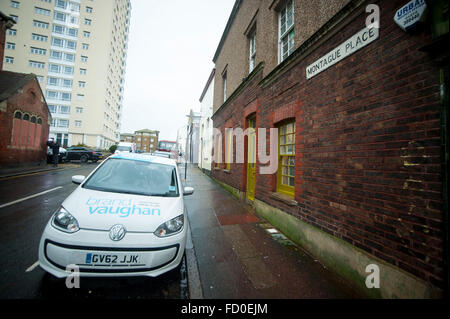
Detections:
121,0,235,141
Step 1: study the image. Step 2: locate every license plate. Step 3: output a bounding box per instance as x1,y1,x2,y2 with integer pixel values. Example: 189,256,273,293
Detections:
85,253,140,265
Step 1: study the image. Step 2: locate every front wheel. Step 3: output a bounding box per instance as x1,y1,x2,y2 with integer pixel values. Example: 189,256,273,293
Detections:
80,154,88,163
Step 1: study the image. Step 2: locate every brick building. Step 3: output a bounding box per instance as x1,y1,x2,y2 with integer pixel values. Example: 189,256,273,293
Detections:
211,0,448,298
1,11,51,168
119,129,159,153
134,129,159,153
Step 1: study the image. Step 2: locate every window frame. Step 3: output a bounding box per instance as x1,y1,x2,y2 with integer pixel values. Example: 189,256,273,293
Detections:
276,120,295,197
278,0,295,64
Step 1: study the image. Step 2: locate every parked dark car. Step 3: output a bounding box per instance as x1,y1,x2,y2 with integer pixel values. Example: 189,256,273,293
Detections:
47,146,67,164
66,147,102,163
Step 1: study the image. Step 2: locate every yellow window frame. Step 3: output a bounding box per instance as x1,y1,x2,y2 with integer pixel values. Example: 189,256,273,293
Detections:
277,121,295,197
225,128,232,170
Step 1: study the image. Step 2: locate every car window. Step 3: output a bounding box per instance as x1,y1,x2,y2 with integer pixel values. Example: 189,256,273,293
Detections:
83,158,179,197
117,146,132,152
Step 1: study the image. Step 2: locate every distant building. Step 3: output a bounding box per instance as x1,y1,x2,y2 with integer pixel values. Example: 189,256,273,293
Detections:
198,68,215,174
134,129,159,153
119,132,134,143
185,109,201,164
119,129,159,153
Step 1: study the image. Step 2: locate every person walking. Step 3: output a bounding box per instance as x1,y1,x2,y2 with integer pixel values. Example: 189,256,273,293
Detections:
50,138,60,167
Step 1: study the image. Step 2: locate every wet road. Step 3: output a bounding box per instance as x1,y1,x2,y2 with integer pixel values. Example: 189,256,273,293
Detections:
0,163,185,299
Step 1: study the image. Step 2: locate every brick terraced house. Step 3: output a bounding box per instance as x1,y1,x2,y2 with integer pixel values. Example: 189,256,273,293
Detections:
210,0,448,298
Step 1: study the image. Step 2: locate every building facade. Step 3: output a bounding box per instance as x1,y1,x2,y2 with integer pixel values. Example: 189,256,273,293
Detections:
198,68,215,173
0,0,131,149
211,0,448,298
185,109,201,164
134,129,159,153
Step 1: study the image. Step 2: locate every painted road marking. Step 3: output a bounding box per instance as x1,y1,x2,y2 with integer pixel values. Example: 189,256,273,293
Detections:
0,186,63,209
25,261,40,273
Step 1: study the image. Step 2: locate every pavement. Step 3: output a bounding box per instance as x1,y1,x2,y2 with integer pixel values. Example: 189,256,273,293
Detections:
182,164,361,299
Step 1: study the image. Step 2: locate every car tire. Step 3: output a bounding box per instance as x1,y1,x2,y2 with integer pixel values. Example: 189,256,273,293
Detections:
80,154,88,163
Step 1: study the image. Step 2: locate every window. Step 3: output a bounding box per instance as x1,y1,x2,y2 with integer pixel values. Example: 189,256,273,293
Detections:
47,77,58,86
62,79,72,88
278,0,294,63
33,20,49,29
46,90,58,99
10,15,18,23
54,11,66,22
225,128,232,170
35,7,51,16
52,24,64,34
75,120,82,127
81,55,88,62
32,33,48,42
29,60,45,69
48,105,57,113
61,92,71,101
49,64,61,73
8,29,17,36
11,1,19,9
6,42,15,50
86,6,93,13
65,40,76,50
83,31,90,38
76,107,83,114
63,66,74,75
37,76,44,83
78,81,86,88
59,105,70,114
82,43,89,50
215,134,222,168
249,31,256,72
55,0,66,9
70,2,80,12
5,56,14,64
51,37,64,47
77,94,84,100
80,68,87,75
84,18,91,25
222,71,227,102
64,53,75,62
277,121,295,197
58,119,69,128
69,16,79,24
67,28,77,37
30,47,46,55
50,50,62,60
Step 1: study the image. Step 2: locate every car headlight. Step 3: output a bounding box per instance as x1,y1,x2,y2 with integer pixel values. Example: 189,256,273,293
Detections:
155,214,184,237
52,207,79,233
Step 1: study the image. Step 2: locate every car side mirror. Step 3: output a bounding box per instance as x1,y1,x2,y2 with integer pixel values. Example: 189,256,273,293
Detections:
183,186,194,196
72,175,85,184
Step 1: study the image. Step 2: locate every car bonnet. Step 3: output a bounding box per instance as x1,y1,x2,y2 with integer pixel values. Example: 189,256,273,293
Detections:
61,187,184,232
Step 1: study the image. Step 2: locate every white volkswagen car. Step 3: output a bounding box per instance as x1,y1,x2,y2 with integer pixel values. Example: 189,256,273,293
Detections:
39,153,193,278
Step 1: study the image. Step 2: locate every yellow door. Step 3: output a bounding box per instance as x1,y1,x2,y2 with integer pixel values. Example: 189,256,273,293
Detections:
246,117,256,201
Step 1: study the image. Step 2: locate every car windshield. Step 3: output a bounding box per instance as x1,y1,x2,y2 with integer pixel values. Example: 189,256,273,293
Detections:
83,158,179,197
117,146,132,152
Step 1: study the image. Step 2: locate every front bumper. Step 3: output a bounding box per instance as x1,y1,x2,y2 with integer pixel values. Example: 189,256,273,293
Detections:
38,221,187,278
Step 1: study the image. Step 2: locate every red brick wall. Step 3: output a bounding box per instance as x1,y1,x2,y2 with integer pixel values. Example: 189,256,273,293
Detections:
212,0,444,288
0,78,50,167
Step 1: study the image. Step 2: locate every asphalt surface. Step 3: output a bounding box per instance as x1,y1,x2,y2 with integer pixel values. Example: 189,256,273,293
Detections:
0,163,186,299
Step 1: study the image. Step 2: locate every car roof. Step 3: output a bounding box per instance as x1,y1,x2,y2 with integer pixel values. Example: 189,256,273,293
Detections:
109,152,177,166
